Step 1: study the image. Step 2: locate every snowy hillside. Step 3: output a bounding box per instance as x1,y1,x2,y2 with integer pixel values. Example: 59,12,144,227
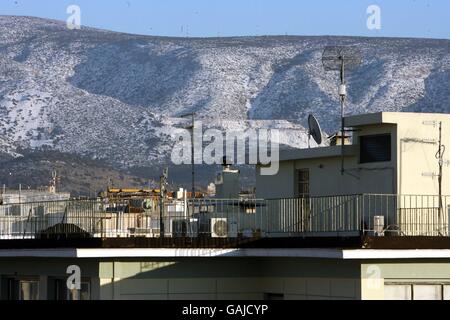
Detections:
1,16,450,170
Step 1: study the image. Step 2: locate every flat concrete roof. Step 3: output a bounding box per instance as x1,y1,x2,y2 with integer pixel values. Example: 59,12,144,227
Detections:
344,112,450,127
278,145,357,162
344,112,385,127
2,248,450,260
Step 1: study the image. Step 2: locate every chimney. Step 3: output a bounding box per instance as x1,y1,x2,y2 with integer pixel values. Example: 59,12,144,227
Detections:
330,132,351,146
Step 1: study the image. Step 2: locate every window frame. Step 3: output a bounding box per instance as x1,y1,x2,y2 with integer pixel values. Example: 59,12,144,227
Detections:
67,281,91,301
296,169,310,199
385,282,450,301
49,278,91,301
19,279,40,301
5,277,40,301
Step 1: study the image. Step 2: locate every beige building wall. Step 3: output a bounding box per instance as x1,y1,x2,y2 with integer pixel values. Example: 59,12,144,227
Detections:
361,260,450,300
393,113,450,196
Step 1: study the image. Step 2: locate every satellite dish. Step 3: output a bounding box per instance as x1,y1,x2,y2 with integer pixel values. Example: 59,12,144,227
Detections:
308,114,323,147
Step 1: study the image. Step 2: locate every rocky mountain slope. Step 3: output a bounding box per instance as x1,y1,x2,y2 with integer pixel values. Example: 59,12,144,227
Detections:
1,16,450,190
0,150,154,196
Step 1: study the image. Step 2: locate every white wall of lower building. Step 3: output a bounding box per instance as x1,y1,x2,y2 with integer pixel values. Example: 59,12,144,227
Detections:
98,258,362,300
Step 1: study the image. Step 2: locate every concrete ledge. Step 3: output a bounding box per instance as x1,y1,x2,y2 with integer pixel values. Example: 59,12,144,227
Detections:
0,236,364,250
1,248,450,260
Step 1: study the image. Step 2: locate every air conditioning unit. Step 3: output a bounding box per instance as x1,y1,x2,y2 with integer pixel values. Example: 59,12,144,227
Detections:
211,218,238,238
171,219,199,238
187,218,199,238
373,216,385,236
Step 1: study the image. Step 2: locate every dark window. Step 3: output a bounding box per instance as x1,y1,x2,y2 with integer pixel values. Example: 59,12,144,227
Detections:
360,134,391,163
49,279,91,301
5,278,39,300
48,279,68,301
295,169,311,233
297,169,310,198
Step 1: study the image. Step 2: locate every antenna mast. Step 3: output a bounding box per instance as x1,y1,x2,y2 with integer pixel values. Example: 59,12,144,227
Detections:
159,167,169,238
181,112,196,199
322,46,362,175
436,122,445,227
51,170,58,193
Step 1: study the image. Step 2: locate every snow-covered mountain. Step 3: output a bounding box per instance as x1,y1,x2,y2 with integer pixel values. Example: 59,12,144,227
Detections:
1,16,450,170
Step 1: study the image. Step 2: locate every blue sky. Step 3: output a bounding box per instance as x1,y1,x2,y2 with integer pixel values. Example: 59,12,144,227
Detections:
0,0,449,39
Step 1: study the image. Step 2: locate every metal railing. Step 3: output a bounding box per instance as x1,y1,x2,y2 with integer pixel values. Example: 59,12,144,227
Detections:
361,194,449,237
0,194,448,240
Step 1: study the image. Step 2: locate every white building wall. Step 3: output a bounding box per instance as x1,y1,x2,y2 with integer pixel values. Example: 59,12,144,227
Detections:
394,113,450,196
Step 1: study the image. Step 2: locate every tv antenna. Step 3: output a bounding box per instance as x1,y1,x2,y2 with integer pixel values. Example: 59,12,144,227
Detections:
423,120,446,231
436,122,445,231
308,114,323,148
322,46,362,175
180,112,196,199
51,170,59,193
159,167,169,238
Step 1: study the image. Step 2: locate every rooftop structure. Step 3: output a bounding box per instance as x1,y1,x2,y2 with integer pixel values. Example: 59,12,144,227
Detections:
0,189,70,205
257,112,450,198
214,163,240,199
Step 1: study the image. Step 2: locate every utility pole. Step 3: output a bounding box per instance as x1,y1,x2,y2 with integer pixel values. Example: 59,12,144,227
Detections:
159,168,168,238
181,112,196,200
339,59,346,176
436,122,445,226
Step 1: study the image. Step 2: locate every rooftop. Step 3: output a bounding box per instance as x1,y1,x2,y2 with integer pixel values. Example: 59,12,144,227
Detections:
279,145,356,162
277,111,450,163
344,111,450,127
0,194,449,250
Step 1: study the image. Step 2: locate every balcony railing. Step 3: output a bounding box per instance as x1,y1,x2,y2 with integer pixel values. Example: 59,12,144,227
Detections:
0,194,448,240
